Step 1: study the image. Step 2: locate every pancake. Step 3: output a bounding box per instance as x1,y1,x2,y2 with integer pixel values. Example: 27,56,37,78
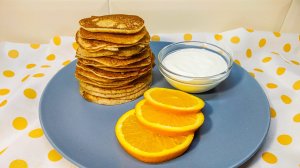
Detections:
79,55,152,69
75,71,136,87
77,54,135,60
79,73,152,95
79,84,150,105
79,15,144,34
78,27,147,44
76,61,151,79
78,48,150,67
81,55,152,69
76,32,150,52
80,74,151,98
76,44,146,57
75,65,137,83
97,66,142,72
76,14,153,105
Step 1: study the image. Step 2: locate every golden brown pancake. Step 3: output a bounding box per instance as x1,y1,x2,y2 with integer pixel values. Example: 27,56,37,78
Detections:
79,15,144,34
78,27,147,44
76,61,151,79
80,74,151,98
77,54,135,60
76,32,150,52
75,14,154,105
76,44,146,57
75,71,136,87
81,55,152,69
78,55,152,69
79,84,150,105
96,66,142,72
75,65,137,83
77,48,150,67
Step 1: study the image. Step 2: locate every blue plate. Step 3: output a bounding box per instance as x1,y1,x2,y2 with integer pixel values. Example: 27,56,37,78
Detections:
39,42,270,168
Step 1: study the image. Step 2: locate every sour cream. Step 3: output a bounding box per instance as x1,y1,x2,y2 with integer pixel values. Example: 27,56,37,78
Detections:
162,48,228,77
159,47,231,93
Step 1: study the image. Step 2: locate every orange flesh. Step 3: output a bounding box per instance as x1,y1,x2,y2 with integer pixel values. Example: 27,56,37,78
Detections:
149,90,198,108
140,102,198,127
122,114,188,153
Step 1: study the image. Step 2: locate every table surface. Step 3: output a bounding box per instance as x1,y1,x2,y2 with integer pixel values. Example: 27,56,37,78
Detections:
0,28,299,168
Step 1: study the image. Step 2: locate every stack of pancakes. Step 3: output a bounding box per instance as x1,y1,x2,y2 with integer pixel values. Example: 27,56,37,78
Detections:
74,14,153,105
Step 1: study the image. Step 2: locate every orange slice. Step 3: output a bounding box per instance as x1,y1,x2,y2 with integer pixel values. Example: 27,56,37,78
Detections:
144,88,205,113
115,109,194,163
135,100,204,136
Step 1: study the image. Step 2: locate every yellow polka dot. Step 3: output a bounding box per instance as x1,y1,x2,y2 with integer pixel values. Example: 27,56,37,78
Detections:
293,113,300,122
9,159,28,168
12,117,28,130
33,73,44,78
26,64,36,69
276,67,286,75
151,35,160,41
262,152,277,164
184,33,192,41
30,44,40,49
246,28,254,32
3,70,15,77
291,60,300,65
273,32,281,37
281,95,292,104
277,134,292,145
259,38,266,48
262,57,272,63
254,68,264,72
8,49,19,58
266,83,278,89
283,43,291,52
48,149,62,162
62,60,71,66
72,42,79,50
270,107,276,118
41,65,51,68
28,128,44,138
214,34,223,41
0,99,7,108
21,75,30,82
293,80,300,90
23,88,37,99
234,59,241,65
230,36,240,44
248,72,255,78
246,48,252,58
46,54,56,61
0,147,7,155
53,36,61,46
0,88,10,96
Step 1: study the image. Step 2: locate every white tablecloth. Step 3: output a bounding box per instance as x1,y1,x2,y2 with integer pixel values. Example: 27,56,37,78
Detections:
0,28,299,167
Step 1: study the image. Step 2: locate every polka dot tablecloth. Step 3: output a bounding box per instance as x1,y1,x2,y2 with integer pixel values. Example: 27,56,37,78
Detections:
0,28,299,167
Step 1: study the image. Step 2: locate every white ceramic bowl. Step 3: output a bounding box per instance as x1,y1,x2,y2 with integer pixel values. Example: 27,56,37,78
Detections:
158,41,233,93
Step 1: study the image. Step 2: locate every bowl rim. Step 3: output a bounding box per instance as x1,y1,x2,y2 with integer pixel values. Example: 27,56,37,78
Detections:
158,41,233,80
